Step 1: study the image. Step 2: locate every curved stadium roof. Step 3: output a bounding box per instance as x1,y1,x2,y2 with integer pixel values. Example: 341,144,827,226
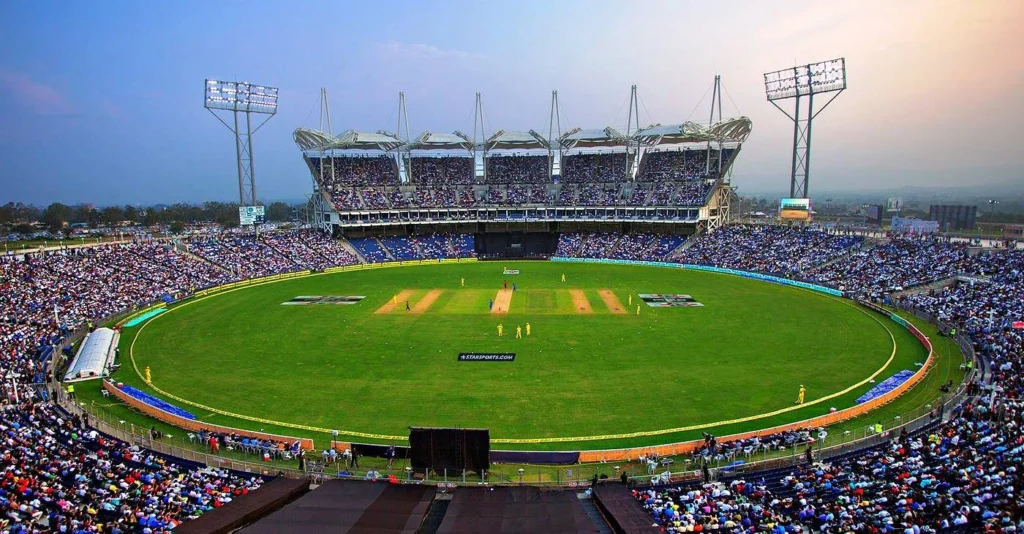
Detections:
403,131,474,152
634,117,752,147
293,128,404,152
558,127,629,149
485,130,550,151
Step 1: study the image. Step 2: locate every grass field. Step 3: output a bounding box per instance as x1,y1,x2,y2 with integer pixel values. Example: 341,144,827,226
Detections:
99,260,942,451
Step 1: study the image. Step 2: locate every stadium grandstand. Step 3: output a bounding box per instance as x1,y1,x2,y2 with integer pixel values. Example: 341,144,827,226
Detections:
5,77,1021,534
7,2,1023,531
3,222,1022,532
293,91,752,255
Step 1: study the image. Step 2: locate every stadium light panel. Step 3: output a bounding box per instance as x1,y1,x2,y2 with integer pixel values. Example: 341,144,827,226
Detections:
764,58,846,101
204,79,279,114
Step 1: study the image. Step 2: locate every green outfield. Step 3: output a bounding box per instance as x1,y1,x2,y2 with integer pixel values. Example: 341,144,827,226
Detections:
107,260,941,451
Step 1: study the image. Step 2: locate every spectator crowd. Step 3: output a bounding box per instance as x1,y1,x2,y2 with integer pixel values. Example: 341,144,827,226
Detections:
2,223,1023,532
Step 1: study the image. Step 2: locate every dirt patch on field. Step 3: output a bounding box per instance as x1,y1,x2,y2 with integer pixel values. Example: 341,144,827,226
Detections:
374,289,415,314
491,289,513,314
410,289,443,314
569,290,593,314
598,289,626,314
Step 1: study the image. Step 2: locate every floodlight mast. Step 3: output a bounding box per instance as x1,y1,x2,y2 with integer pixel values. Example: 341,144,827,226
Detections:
204,79,279,207
763,58,846,199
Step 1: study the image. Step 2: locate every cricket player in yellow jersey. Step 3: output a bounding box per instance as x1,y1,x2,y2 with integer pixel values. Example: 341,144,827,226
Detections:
797,385,806,404
497,324,504,337
516,325,522,339
525,322,531,336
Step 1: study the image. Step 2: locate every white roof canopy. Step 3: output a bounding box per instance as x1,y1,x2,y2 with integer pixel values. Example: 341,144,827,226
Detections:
558,127,629,149
294,128,404,152
64,328,118,383
485,130,550,151
634,117,752,146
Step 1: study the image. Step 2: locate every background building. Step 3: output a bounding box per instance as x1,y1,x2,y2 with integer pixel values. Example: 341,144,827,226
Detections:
929,204,977,231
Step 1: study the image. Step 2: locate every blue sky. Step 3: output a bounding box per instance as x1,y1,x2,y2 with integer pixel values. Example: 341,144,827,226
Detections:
1,0,1021,206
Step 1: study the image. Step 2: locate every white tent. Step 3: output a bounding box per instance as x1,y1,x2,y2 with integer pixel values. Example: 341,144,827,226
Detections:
64,328,118,383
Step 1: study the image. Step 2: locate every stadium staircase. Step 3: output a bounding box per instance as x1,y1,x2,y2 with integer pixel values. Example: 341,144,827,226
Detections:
801,236,886,276
336,238,368,264
416,495,451,534
578,495,615,534
170,239,234,275
375,237,397,261
665,233,697,258
892,275,958,298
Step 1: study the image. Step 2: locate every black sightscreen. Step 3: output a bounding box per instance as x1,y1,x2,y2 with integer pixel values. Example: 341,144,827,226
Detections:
409,427,490,472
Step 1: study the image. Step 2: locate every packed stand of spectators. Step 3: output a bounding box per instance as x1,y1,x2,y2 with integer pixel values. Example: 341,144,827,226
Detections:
485,155,550,184
0,401,265,532
312,155,398,187
0,241,281,532
556,233,685,262
561,153,629,183
636,399,1022,533
809,237,970,297
376,234,476,261
638,150,709,181
2,242,232,338
328,187,362,210
673,182,713,206
384,188,406,209
262,230,358,271
901,248,1024,391
506,185,528,205
627,183,650,206
631,236,1024,533
185,235,298,279
674,225,864,278
360,187,390,210
575,183,620,206
410,156,474,185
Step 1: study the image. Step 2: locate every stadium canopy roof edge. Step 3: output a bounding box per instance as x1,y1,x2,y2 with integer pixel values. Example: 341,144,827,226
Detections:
485,130,550,151
402,131,474,152
293,128,404,152
634,117,752,147
558,127,629,150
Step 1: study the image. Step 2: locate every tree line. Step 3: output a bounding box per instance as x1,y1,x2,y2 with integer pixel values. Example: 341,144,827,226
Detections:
0,201,295,235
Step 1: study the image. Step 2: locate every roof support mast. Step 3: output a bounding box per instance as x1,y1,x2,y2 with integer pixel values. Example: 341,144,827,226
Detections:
706,75,723,178
625,85,641,181
318,87,333,195
307,87,332,231
548,90,562,180
472,92,486,182
397,92,412,183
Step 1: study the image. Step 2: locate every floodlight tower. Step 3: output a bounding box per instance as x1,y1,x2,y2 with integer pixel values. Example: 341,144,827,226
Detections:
204,79,279,207
763,58,846,199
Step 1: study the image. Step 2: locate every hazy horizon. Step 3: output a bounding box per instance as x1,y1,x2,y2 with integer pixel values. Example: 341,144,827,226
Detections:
1,0,1022,206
